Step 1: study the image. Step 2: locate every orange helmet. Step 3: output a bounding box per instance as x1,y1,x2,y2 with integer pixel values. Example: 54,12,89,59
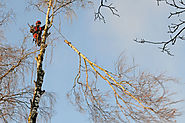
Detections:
36,21,41,25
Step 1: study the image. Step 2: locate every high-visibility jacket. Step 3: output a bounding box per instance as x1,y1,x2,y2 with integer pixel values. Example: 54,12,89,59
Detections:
33,26,45,39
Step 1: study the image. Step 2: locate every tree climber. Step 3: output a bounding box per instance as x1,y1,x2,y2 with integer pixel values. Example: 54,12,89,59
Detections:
30,21,45,46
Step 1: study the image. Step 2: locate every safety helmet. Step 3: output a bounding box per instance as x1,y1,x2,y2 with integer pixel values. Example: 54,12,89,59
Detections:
36,21,41,25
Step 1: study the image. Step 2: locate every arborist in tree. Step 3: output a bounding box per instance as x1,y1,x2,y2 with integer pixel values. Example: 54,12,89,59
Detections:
30,20,45,46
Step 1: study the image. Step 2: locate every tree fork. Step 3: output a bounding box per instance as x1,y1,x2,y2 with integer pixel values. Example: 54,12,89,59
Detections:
28,0,53,122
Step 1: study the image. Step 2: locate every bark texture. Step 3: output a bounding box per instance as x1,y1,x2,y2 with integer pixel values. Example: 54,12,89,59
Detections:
28,0,53,122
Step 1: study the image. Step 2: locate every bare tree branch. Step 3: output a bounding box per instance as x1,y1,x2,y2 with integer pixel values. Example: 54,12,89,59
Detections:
95,0,119,23
135,0,185,56
0,49,40,80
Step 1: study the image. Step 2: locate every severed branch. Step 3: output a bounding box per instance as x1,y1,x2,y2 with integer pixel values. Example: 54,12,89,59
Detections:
64,39,180,122
95,0,119,23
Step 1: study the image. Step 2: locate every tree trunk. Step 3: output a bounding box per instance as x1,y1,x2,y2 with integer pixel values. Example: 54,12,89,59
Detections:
28,1,53,122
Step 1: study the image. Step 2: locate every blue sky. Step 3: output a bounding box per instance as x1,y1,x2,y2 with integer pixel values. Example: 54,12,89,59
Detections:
4,0,185,122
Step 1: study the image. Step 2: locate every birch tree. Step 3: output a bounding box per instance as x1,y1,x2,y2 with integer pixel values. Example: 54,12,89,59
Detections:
27,0,181,122
0,0,182,122
0,1,55,122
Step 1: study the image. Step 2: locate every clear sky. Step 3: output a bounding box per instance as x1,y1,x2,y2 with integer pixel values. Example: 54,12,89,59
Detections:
4,0,185,122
